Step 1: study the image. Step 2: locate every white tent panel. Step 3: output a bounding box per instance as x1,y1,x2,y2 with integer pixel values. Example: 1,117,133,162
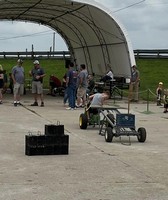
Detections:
0,0,136,78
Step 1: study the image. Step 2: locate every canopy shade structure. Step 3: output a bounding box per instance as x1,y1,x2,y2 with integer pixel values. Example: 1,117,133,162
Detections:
0,0,135,78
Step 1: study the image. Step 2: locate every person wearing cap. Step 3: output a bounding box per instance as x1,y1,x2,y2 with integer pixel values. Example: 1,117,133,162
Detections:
29,60,46,107
156,82,163,106
129,65,140,102
11,59,25,106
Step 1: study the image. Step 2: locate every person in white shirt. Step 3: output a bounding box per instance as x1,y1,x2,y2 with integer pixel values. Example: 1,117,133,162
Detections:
100,64,114,82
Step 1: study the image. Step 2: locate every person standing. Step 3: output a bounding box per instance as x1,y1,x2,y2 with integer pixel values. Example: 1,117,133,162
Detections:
63,70,68,106
0,65,4,104
156,82,163,106
66,62,77,110
11,59,25,106
129,65,140,102
29,60,46,107
9,73,14,94
163,89,168,113
76,64,88,107
2,70,8,94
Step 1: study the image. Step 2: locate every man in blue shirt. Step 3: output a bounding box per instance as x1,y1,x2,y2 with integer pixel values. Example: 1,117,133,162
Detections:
66,62,77,110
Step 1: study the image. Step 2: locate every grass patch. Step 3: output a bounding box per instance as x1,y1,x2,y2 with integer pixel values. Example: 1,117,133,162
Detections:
0,58,66,89
136,59,168,101
0,57,168,100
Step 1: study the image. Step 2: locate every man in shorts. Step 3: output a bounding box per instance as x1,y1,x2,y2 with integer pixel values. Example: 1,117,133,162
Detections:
76,64,88,107
29,60,46,107
11,59,25,106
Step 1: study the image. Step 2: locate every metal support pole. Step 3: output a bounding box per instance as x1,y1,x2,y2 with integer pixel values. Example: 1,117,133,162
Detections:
147,89,150,113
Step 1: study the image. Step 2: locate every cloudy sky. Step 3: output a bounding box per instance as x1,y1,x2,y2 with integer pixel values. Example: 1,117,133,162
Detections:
0,0,167,52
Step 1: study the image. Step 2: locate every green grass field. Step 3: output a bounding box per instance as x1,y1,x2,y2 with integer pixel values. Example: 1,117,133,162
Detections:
0,58,67,89
0,58,167,100
136,59,168,100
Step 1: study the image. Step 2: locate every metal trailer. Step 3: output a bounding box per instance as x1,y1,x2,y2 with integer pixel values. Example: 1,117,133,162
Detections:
79,105,146,143
98,109,147,143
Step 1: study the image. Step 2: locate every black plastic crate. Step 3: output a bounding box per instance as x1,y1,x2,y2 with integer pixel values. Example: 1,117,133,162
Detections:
25,135,69,156
45,135,69,145
26,144,69,156
60,144,69,155
53,144,69,155
26,135,38,147
60,135,69,145
26,135,69,146
25,135,46,147
45,145,55,155
116,114,135,128
26,146,45,156
45,124,64,136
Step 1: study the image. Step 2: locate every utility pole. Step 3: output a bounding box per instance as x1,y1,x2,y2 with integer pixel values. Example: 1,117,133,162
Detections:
53,32,55,56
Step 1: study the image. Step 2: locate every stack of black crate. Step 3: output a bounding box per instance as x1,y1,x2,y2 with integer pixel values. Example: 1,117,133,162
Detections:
25,123,69,156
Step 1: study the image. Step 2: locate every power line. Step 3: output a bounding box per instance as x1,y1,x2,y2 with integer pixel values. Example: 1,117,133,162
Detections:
113,0,146,13
0,30,53,41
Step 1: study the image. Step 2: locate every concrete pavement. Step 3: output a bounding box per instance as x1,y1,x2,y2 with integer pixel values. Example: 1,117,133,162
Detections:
0,92,168,200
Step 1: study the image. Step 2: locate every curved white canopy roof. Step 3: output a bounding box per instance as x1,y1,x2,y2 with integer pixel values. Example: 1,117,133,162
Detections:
0,0,135,77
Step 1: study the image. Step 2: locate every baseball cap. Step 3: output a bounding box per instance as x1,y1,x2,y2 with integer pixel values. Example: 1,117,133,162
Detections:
159,82,163,85
33,60,39,65
17,59,23,63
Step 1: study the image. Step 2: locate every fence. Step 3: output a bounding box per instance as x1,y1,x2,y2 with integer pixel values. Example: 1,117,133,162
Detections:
0,51,70,59
134,49,168,59
1,49,168,59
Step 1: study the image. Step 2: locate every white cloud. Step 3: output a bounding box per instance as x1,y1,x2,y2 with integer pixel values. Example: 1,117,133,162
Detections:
0,21,67,51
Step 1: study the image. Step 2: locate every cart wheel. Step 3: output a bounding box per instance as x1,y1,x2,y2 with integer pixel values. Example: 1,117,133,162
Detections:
79,113,88,129
107,114,115,127
105,127,113,142
137,127,146,142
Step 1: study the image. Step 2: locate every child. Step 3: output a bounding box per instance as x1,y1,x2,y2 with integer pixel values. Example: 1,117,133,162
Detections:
89,91,110,107
156,82,163,106
163,89,168,113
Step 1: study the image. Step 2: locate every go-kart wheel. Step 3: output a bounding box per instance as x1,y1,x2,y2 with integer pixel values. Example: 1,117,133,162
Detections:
105,127,113,142
137,127,146,142
79,113,88,129
107,114,115,127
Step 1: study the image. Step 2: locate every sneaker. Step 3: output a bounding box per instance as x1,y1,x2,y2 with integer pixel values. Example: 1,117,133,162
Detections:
17,101,22,105
31,102,38,106
163,110,167,113
40,102,44,107
66,107,72,110
14,102,17,106
0,101,2,104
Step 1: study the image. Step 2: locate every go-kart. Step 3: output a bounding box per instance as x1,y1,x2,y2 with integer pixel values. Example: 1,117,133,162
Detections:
79,101,147,143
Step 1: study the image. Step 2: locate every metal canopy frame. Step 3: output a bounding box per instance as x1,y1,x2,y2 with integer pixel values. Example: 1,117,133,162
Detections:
0,0,135,77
